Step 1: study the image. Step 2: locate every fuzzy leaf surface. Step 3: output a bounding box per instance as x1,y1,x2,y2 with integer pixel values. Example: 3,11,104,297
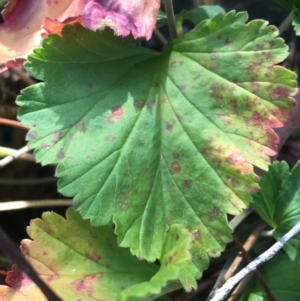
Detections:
237,251,300,301
0,209,190,301
252,161,300,263
18,12,296,287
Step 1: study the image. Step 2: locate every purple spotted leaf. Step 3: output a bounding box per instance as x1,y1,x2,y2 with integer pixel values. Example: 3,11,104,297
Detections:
0,209,191,301
17,11,296,288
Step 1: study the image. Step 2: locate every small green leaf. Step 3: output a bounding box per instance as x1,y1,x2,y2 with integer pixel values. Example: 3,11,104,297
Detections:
237,251,300,301
252,161,300,263
118,225,191,301
18,12,296,288
293,11,300,34
0,209,192,301
157,10,167,21
176,5,225,26
157,5,225,28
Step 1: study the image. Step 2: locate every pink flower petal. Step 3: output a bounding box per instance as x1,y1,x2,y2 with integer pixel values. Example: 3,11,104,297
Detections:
0,0,88,69
0,0,160,69
81,0,161,40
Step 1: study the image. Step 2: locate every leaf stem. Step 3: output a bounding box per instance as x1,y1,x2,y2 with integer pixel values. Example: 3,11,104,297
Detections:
164,0,178,41
210,221,300,301
278,11,294,35
154,28,168,45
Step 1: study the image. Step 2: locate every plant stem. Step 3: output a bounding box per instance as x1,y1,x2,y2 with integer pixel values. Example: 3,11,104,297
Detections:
0,145,29,168
164,0,178,41
154,28,168,45
231,236,276,301
0,226,62,301
278,11,294,35
0,117,31,130
210,221,300,301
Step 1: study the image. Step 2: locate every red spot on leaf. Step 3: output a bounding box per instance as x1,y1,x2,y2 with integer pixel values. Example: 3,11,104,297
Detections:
171,161,181,174
247,63,259,74
86,249,101,262
108,106,124,124
269,40,275,47
226,151,248,171
252,112,263,124
168,183,175,198
146,100,156,110
105,135,115,141
134,99,145,109
224,38,232,45
230,99,238,109
183,180,191,188
41,143,49,149
211,53,218,60
71,274,100,295
166,123,173,131
26,130,37,141
251,82,260,92
56,149,65,159
52,131,63,144
230,178,240,187
45,226,53,234
46,275,58,283
173,153,180,159
169,60,178,67
265,116,282,128
270,86,291,99
76,121,88,133
208,206,220,221
271,107,294,122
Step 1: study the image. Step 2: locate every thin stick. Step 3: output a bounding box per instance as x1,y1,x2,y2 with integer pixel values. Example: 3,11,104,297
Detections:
227,275,252,301
10,68,36,86
211,221,300,301
0,200,72,211
207,223,266,300
0,226,62,301
231,236,276,301
0,118,31,130
0,145,30,168
164,0,178,40
0,147,35,162
154,28,168,45
278,11,294,35
0,177,57,185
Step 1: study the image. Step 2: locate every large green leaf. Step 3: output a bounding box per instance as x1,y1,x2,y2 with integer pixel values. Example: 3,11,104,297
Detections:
236,251,300,301
17,12,296,287
0,208,191,301
252,161,300,263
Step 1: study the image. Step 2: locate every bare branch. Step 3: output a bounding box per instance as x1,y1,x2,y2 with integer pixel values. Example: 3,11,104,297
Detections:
210,221,300,301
